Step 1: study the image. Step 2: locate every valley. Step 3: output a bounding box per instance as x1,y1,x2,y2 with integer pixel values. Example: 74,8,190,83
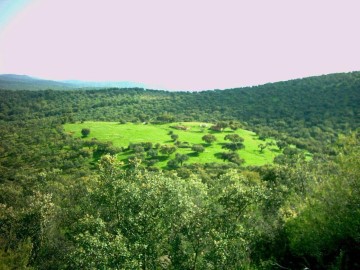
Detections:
0,72,359,269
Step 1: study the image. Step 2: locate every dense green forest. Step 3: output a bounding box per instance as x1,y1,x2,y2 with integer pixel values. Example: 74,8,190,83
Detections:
0,72,359,269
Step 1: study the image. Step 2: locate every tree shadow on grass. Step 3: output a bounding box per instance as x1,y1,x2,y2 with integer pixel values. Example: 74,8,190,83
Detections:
187,152,199,158
213,152,225,160
206,130,222,134
156,155,170,162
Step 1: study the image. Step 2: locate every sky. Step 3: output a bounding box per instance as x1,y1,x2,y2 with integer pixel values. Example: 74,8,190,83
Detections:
0,0,359,91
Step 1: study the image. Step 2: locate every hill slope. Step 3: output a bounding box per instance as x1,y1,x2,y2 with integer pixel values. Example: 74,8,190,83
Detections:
0,71,359,152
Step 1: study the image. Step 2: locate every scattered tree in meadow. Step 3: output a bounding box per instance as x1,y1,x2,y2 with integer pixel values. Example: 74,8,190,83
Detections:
258,143,267,153
224,133,244,143
222,135,245,151
218,151,244,165
191,144,205,154
202,134,217,144
171,134,179,141
175,153,189,166
81,128,90,137
258,142,274,153
160,145,177,156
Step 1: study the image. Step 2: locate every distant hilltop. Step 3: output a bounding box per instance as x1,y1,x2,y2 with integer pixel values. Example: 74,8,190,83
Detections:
0,74,148,91
0,71,360,91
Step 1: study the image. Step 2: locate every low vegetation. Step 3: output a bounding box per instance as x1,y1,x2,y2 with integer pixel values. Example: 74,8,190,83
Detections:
64,121,285,168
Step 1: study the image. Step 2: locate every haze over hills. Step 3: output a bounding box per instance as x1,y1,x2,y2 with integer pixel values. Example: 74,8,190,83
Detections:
0,74,74,90
0,74,149,90
1,71,360,92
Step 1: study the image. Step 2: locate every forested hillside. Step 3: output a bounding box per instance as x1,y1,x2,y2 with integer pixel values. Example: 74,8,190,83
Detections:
1,72,359,152
0,72,359,269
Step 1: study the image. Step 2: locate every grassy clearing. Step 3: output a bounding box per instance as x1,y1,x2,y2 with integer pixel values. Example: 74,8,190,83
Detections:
64,121,281,168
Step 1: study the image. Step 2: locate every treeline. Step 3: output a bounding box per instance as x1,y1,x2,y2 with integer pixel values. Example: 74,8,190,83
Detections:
1,72,359,154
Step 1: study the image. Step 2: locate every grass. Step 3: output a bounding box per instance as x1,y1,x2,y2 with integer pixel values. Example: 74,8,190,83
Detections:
64,121,282,168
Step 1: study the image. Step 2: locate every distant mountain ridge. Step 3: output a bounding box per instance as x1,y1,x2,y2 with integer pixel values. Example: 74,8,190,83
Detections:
0,74,148,90
0,74,73,90
1,71,360,91
61,79,148,89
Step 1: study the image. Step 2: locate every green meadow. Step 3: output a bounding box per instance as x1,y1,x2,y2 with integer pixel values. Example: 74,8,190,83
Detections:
64,121,282,168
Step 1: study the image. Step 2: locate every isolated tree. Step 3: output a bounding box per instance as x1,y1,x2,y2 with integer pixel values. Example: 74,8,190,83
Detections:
218,151,244,165
224,134,244,143
258,144,266,153
191,144,205,154
160,145,177,156
222,135,245,151
175,153,189,166
171,134,179,142
81,128,90,137
258,142,273,153
202,134,217,144
222,142,245,151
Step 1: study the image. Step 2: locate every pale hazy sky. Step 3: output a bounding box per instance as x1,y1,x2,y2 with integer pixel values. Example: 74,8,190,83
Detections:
0,0,359,90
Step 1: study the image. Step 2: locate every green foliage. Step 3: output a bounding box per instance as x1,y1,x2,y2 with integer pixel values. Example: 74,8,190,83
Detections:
175,153,189,166
224,133,244,142
0,238,33,269
191,144,205,154
160,144,177,156
218,151,244,165
66,215,132,269
284,133,360,269
202,133,217,144
81,128,90,137
86,154,210,269
222,141,245,151
171,134,179,141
